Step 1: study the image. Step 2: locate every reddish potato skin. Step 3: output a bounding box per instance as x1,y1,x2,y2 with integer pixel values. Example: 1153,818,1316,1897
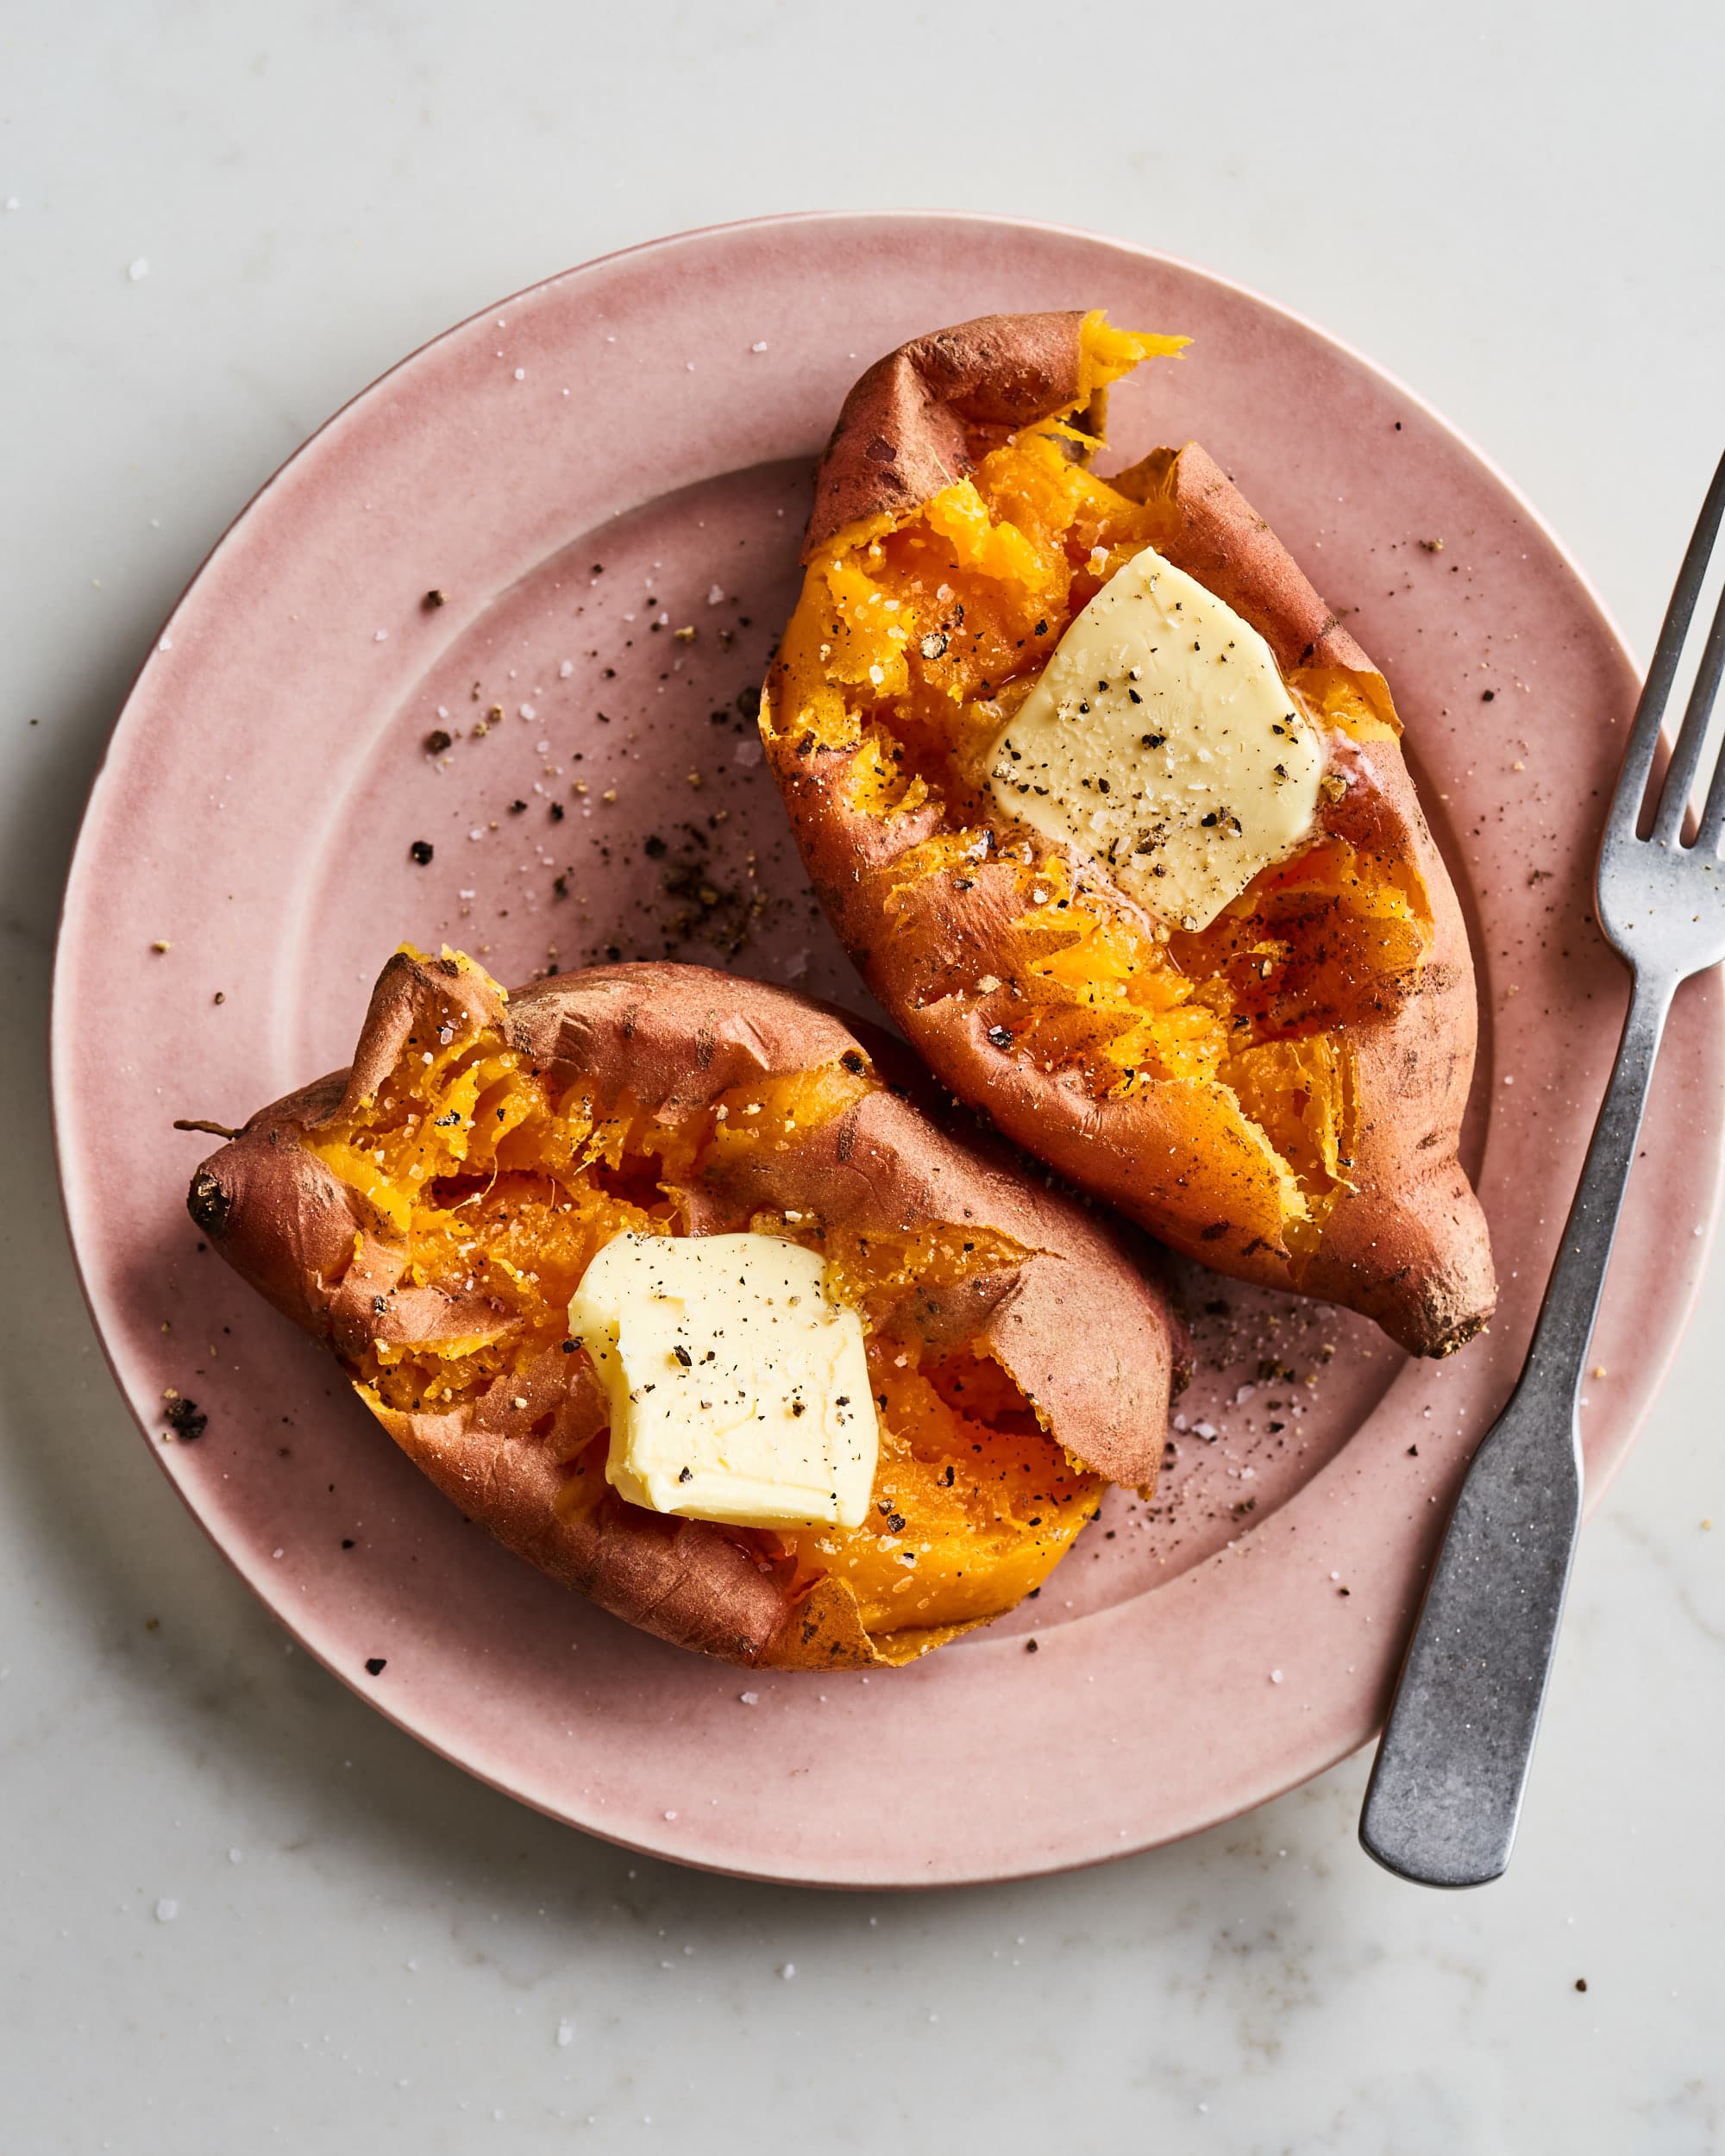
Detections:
190,956,1182,1668
763,316,1495,1358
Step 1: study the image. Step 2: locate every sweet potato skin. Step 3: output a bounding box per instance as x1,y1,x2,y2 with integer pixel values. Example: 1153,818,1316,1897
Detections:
807,310,1093,555
190,956,1180,1668
762,315,1495,1358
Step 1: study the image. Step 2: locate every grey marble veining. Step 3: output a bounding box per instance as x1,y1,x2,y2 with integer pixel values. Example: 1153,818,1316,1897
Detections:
3,4,1722,2150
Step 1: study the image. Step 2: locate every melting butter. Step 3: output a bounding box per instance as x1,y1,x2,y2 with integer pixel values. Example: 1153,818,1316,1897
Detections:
569,1231,879,1530
986,543,1323,931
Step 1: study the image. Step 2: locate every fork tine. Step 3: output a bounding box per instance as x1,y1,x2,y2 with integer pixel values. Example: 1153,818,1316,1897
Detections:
1612,448,1725,840
1700,694,1725,849
1652,571,1725,846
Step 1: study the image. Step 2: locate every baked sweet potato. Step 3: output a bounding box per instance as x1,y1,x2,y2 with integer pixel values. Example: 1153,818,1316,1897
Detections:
187,949,1181,1667
762,311,1495,1357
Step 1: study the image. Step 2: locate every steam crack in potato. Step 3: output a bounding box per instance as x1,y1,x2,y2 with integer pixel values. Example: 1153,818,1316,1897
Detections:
191,952,1181,1666
762,310,1494,1356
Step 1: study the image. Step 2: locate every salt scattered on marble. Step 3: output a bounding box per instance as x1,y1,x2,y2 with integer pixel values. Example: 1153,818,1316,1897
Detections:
154,1897,178,1922
128,257,149,281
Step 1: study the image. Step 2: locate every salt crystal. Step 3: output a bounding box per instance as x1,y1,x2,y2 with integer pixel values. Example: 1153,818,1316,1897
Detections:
663,1808,676,1820
750,342,768,353
706,584,726,605
739,1690,760,1706
556,2020,574,2048
1270,1669,1283,1684
128,257,149,281
518,703,536,720
373,630,388,642
779,1963,795,1980
154,1897,178,1921
513,367,525,381
733,737,762,768
559,660,574,678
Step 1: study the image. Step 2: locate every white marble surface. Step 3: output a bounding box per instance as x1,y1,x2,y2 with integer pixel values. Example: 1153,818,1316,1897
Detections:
5,4,1723,2149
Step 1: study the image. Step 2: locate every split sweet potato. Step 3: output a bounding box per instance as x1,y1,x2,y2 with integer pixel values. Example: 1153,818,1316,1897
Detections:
189,950,1181,1666
762,311,1495,1357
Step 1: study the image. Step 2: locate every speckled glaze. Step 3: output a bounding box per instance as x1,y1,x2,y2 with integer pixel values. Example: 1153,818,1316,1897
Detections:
51,213,1724,1888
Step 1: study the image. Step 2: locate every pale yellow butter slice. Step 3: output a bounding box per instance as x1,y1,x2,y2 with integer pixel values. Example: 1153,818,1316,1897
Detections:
568,1231,878,1530
986,542,1324,931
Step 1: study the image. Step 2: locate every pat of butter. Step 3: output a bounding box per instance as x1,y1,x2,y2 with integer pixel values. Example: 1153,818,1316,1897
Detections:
987,543,1324,931
569,1231,879,1531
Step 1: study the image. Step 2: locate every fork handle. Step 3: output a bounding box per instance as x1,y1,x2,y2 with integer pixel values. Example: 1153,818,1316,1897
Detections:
1359,966,1675,1886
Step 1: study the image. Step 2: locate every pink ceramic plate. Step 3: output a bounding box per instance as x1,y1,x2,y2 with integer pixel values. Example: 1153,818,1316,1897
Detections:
53,213,1724,1887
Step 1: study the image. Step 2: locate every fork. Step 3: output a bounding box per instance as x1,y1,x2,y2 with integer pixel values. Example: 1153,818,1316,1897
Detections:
1359,453,1725,1888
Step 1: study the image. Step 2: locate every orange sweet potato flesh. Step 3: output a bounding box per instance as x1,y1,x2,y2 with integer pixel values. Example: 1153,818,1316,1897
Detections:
189,951,1181,1668
762,311,1496,1357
